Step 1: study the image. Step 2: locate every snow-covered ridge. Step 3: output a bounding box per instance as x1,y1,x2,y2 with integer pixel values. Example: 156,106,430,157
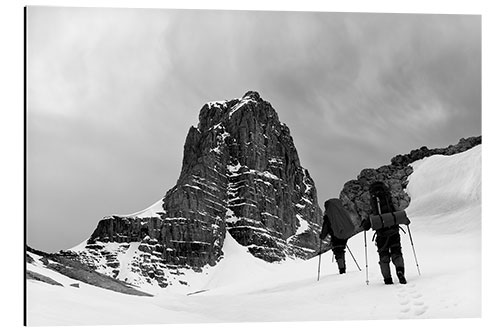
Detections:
229,96,257,118
105,198,165,219
206,94,258,118
406,145,481,220
207,100,228,109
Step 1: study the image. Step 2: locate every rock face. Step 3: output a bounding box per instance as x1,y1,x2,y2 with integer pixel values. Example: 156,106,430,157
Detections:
72,91,322,288
339,136,481,231
26,247,152,296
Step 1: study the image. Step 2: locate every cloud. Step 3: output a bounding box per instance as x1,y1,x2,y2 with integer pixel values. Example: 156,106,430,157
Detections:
28,7,172,118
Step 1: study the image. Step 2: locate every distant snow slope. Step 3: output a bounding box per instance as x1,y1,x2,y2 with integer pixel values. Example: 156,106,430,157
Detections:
27,145,481,325
406,145,481,233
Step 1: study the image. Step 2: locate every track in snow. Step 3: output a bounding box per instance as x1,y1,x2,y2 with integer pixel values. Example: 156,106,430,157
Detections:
396,282,428,318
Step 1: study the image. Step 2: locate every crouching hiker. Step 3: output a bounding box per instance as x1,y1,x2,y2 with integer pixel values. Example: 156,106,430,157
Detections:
320,198,355,274
361,181,408,285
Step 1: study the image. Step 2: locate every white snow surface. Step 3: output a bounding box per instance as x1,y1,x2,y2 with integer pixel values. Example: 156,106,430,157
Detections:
294,214,310,235
27,146,481,325
107,198,165,219
207,100,228,109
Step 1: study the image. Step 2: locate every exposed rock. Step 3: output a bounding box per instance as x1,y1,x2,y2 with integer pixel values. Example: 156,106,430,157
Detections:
26,247,152,297
26,270,63,286
26,253,34,264
73,91,323,287
46,255,152,297
340,136,481,231
390,136,482,167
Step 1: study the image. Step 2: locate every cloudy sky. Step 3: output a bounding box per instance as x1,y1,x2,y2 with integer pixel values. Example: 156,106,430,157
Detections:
27,6,481,252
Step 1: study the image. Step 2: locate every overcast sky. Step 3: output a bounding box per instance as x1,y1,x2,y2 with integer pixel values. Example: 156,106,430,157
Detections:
27,6,481,252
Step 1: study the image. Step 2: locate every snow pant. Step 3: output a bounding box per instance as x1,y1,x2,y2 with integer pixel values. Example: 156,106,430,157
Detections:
332,237,347,273
375,231,404,281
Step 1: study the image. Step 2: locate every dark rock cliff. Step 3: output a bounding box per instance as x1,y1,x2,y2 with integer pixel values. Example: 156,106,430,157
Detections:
73,92,323,287
339,136,481,232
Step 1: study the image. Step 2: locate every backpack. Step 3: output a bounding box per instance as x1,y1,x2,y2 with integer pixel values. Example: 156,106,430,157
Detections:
324,198,355,239
368,181,410,230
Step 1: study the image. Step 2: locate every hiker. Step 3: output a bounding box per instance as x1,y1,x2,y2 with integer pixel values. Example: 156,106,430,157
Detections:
361,181,407,285
320,198,355,274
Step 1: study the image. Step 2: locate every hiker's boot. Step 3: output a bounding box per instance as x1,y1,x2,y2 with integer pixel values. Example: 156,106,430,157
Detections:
379,257,392,284
396,268,407,284
337,258,346,274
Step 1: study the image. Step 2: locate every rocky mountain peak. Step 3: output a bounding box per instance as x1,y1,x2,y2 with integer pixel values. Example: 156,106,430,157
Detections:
198,91,278,132
242,90,261,100
70,92,323,288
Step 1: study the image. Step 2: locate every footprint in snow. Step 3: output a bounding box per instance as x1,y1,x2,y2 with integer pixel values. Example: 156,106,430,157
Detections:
414,305,429,316
395,282,428,318
400,306,411,314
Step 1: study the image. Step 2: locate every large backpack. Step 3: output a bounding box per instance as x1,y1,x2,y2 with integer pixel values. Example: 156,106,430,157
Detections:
369,181,394,214
324,198,355,239
368,181,410,230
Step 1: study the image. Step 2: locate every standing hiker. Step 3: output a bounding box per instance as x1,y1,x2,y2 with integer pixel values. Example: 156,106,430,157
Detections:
320,198,355,274
361,181,407,285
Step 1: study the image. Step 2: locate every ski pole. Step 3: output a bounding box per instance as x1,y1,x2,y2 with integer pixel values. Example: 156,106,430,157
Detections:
364,230,369,285
406,225,421,275
317,241,322,281
346,244,361,271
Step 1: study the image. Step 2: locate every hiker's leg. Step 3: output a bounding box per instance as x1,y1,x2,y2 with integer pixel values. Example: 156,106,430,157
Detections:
333,245,346,274
376,235,392,284
378,250,392,283
389,234,404,270
389,234,406,284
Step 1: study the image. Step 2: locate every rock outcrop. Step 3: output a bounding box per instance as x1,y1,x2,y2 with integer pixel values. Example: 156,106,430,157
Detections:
26,247,152,296
70,91,323,288
339,136,481,231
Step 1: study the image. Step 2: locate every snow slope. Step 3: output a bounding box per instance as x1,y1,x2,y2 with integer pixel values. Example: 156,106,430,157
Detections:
27,145,482,325
108,198,165,219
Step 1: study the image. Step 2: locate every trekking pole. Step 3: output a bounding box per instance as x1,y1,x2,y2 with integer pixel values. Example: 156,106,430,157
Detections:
364,231,369,285
406,225,421,276
317,241,322,281
346,244,361,271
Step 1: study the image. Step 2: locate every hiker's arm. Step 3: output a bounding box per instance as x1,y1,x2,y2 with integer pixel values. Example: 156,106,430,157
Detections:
319,216,329,240
361,218,371,231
